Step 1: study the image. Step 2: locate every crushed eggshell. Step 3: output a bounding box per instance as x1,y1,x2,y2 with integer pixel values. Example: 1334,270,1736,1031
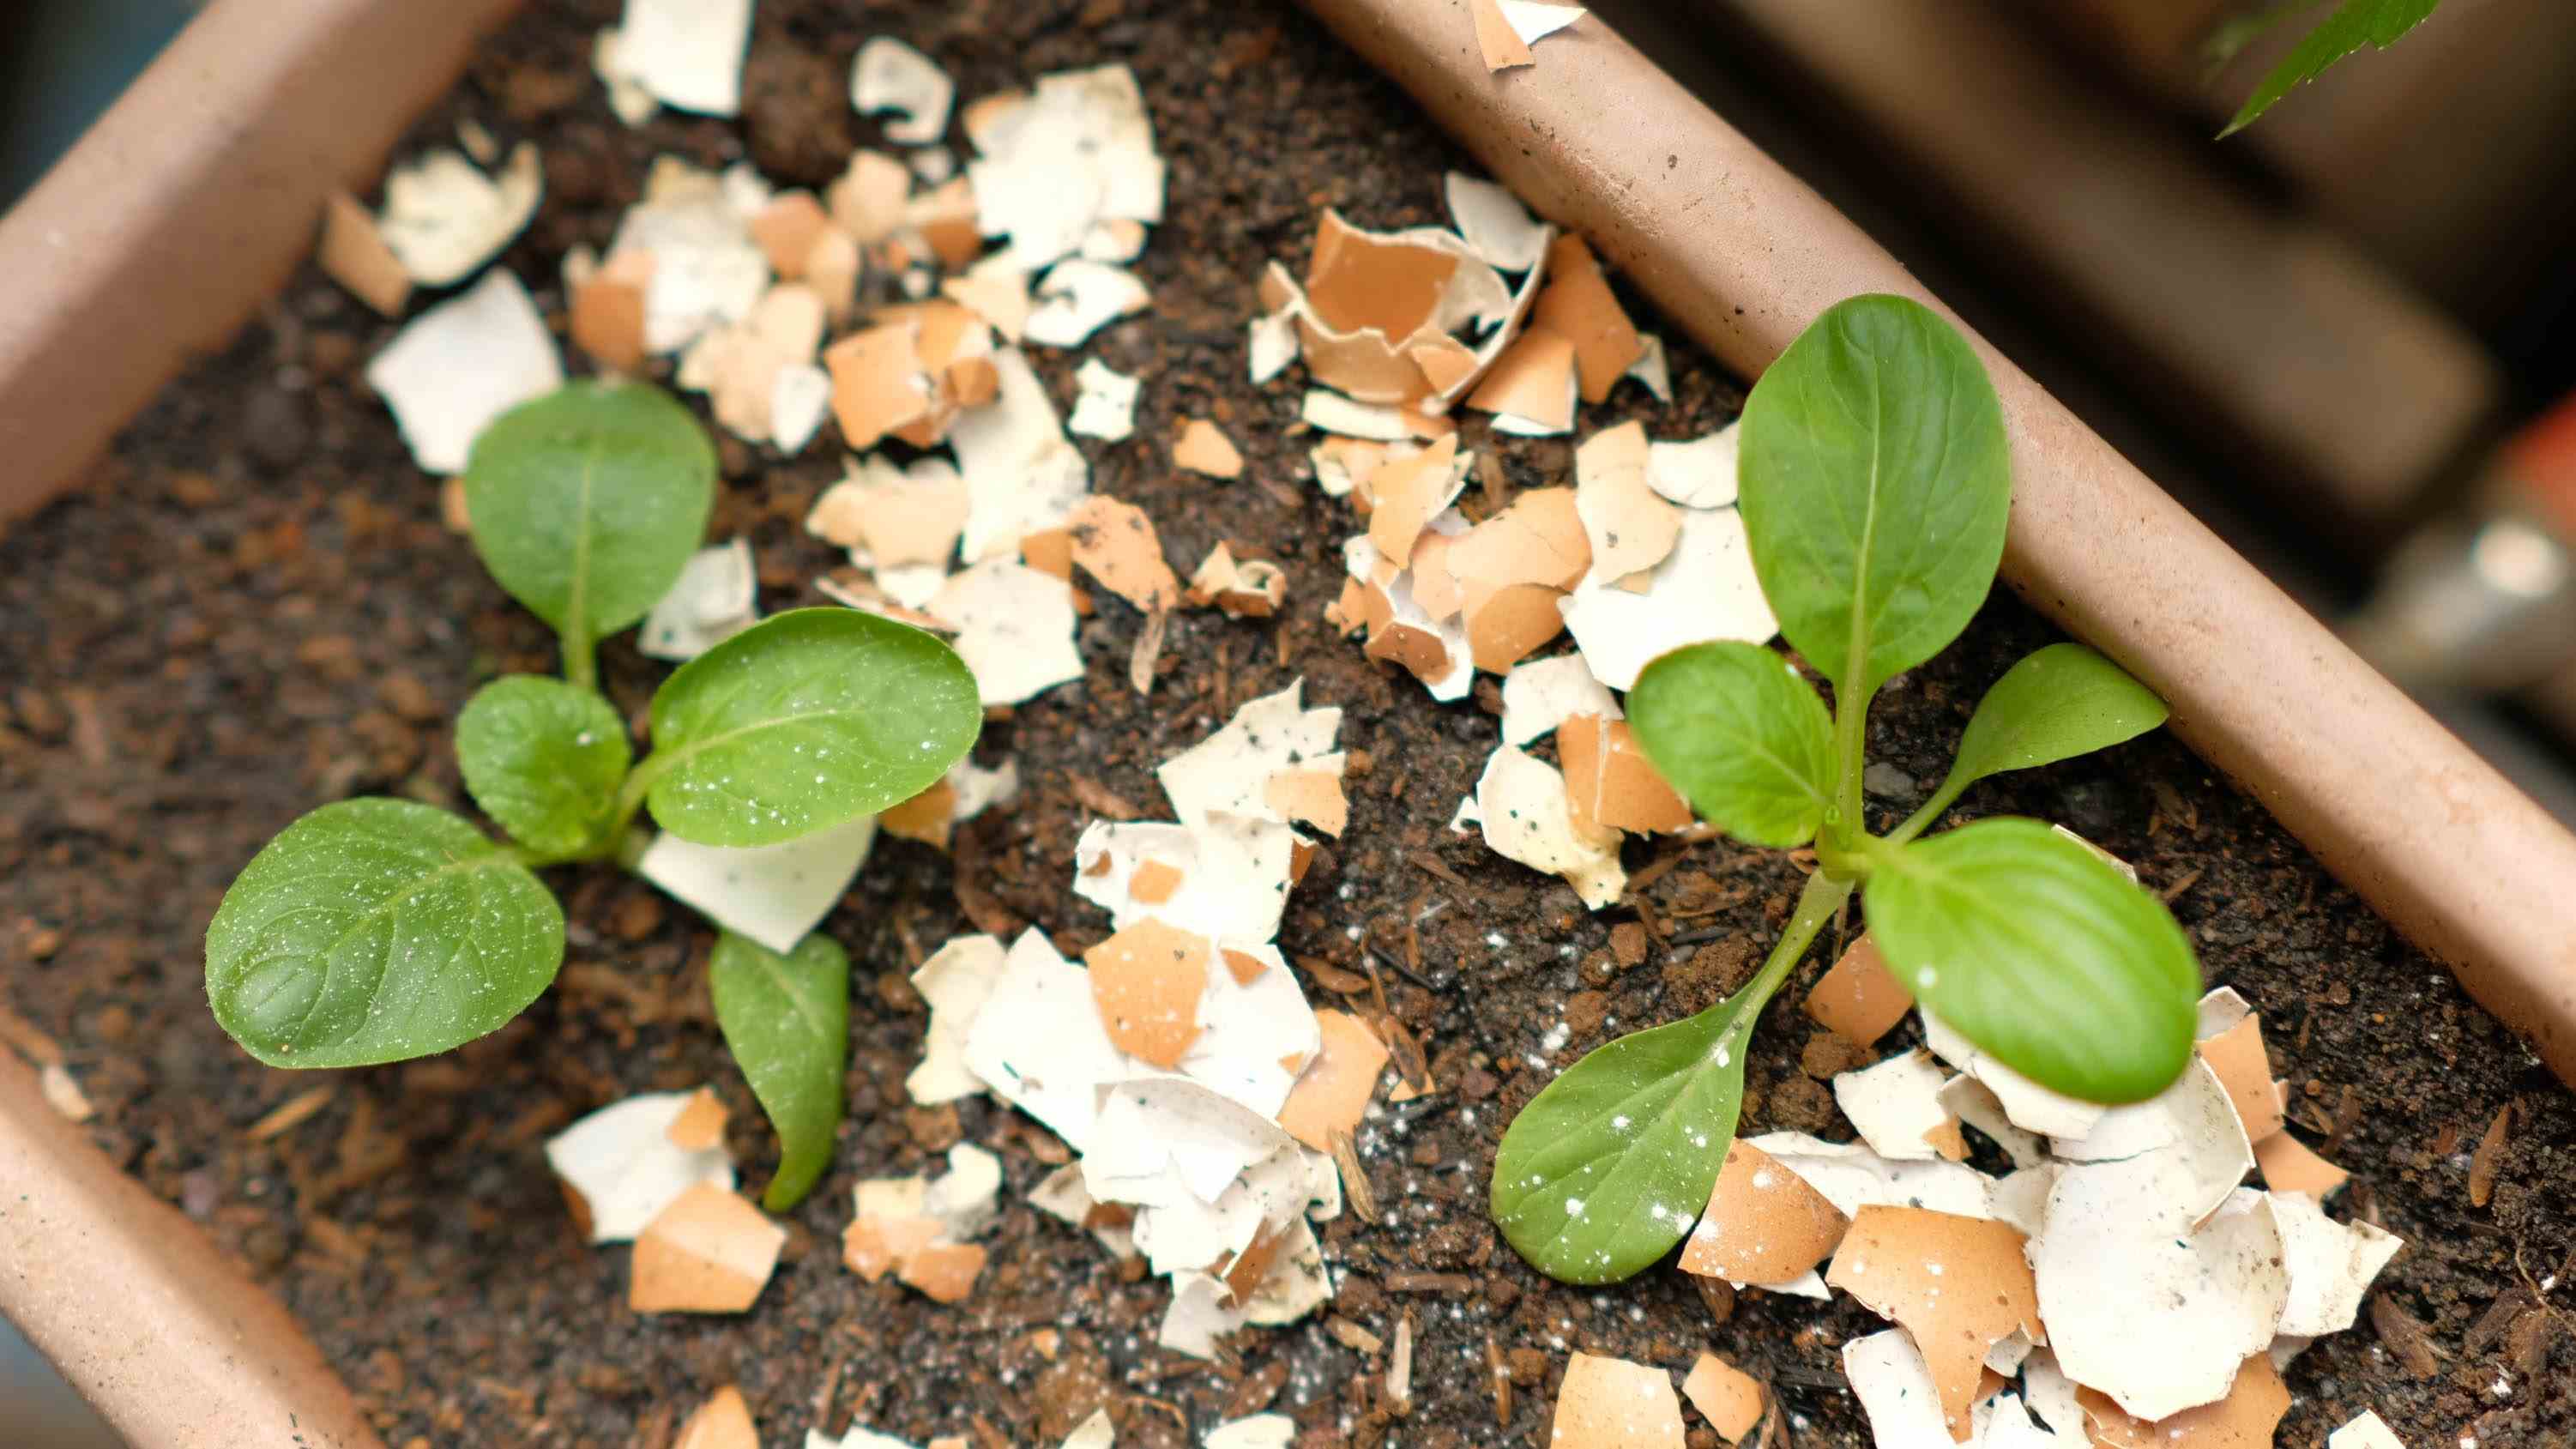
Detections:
952,348,1091,561
1826,1205,2043,1439
665,1087,727,1151
2044,1054,2252,1231
1204,1414,1297,1449
1445,171,1551,272
1533,233,1642,402
1065,495,1179,612
614,0,750,116
1085,917,1211,1068
1276,1009,1391,1153
1843,1328,1996,1449
1940,1073,2047,1170
1073,815,1300,942
1368,434,1466,565
1187,543,1288,618
318,191,411,317
377,142,543,287
2328,1410,2407,1449
636,814,879,956
851,37,954,145
1740,1132,1996,1223
640,539,759,661
1648,426,1740,509
1500,655,1620,746
630,1181,785,1313
968,63,1162,270
1627,333,1673,405
1551,1350,1684,1449
1474,743,1626,909
1559,500,1776,691
2253,1130,2349,1198
2193,988,2285,1144
2036,1186,2285,1422
908,934,1007,1104
1833,1048,1968,1162
1068,359,1141,442
926,558,1084,706
674,1386,759,1449
1173,419,1246,478
2270,1189,2402,1336
39,1063,94,1122
1679,1139,1848,1286
1557,713,1692,835
570,247,655,373
365,269,564,475
546,1090,736,1243
1158,680,1345,828
1574,421,1680,583
1028,260,1152,348
611,160,769,354
962,930,1131,1152
1803,934,1914,1047
1680,1353,1764,1444
2078,1354,2289,1449
1468,326,1578,432
1918,1010,2107,1144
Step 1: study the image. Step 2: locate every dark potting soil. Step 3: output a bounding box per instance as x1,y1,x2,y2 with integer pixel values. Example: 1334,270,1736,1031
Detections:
3,2,2570,1445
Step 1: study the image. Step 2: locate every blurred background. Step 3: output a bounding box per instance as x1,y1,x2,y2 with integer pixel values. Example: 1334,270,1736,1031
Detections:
5,0,2576,1440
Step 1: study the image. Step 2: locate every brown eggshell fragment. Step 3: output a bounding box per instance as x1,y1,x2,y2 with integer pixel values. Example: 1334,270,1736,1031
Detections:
630,1183,786,1314
1534,234,1646,402
571,249,655,374
881,778,958,849
1084,917,1211,1068
897,1241,988,1305
1326,577,1390,638
1803,934,1913,1046
1186,544,1288,619
751,190,831,278
1306,210,1459,347
1825,1206,2043,1442
1680,1353,1765,1444
1222,948,1270,987
1575,421,1680,583
827,149,910,243
1680,1140,1848,1286
2078,1355,2289,1449
1467,326,1578,430
823,323,930,450
1366,621,1460,688
1174,419,1246,479
1066,495,1181,613
1558,713,1692,835
1466,583,1571,673
1471,0,1536,70
1445,486,1591,592
842,1213,944,1282
2194,1015,2283,1144
318,191,410,317
2253,1131,2350,1198
1264,769,1349,837
673,1386,758,1449
1366,433,1463,565
1553,1350,1685,1449
1128,859,1185,905
664,1086,728,1151
1277,1010,1391,1151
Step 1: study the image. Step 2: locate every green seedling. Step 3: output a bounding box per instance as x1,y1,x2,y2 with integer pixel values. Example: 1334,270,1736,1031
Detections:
1491,296,2197,1283
2215,0,2439,136
203,381,980,1211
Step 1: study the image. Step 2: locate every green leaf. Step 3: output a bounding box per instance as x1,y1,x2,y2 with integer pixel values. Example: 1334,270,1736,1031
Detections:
1492,995,1759,1283
455,676,633,858
1737,294,2012,697
1944,643,2169,798
204,799,564,1068
711,931,850,1211
2221,0,2438,136
462,381,716,654
1628,642,1837,848
1864,818,2199,1103
642,607,982,848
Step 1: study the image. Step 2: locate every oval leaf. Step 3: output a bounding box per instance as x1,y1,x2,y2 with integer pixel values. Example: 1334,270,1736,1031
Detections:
455,675,633,857
1864,818,2199,1103
1492,997,1757,1283
1946,643,2168,797
1738,295,2011,697
644,608,982,848
711,931,851,1211
463,381,716,648
205,799,564,1068
1629,642,1837,848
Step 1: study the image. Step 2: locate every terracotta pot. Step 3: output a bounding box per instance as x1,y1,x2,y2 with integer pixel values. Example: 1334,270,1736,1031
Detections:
1,0,2570,1440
